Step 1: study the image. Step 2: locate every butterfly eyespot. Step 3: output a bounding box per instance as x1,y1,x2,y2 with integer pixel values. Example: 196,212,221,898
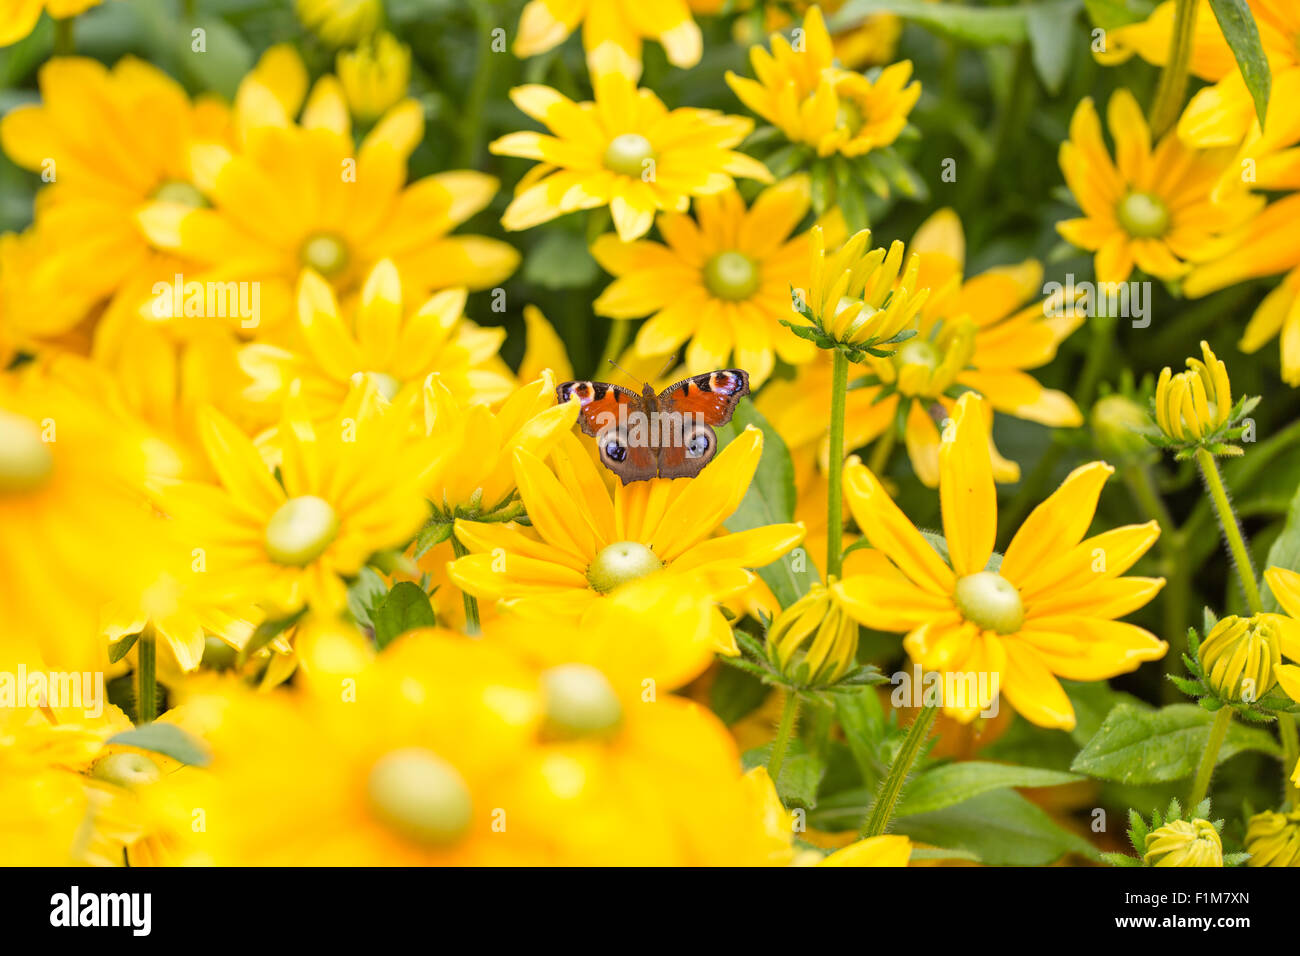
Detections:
603,438,627,462
685,429,713,459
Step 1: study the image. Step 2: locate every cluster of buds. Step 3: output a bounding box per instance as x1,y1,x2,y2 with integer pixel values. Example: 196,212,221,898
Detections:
1105,798,1247,867
1149,341,1257,459
1169,612,1298,719
1243,809,1300,867
725,582,883,697
786,226,929,362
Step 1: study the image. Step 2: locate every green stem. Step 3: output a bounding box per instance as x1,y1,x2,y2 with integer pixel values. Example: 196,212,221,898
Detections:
136,626,157,724
1280,714,1299,807
1188,706,1233,807
1149,0,1200,138
767,692,802,784
867,427,895,477
449,534,482,635
456,6,496,167
861,701,938,837
826,349,850,580
53,17,74,55
1195,447,1263,613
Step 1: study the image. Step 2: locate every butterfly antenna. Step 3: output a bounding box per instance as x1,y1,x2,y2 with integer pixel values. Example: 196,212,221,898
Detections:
606,358,643,387
655,353,678,380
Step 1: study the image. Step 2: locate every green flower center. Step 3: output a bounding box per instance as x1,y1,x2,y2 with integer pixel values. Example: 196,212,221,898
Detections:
366,748,473,847
0,410,54,494
541,664,623,739
358,371,401,401
953,571,1025,635
92,752,162,788
152,180,207,208
703,251,761,301
836,99,865,137
586,541,663,593
603,133,655,178
264,495,340,566
300,233,350,278
892,338,942,373
1116,191,1170,238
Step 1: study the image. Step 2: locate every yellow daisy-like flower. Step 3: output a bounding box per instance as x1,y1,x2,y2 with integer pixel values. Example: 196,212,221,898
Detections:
1056,90,1257,284
590,176,826,386
0,56,230,335
0,0,100,47
240,260,514,425
489,72,773,241
138,46,518,332
447,429,805,654
159,384,430,616
834,392,1168,730
294,0,382,47
337,31,411,122
514,0,702,81
1259,566,1300,703
725,5,919,159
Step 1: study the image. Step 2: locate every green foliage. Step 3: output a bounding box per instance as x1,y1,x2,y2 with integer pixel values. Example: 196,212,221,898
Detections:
370,581,437,649
108,722,211,767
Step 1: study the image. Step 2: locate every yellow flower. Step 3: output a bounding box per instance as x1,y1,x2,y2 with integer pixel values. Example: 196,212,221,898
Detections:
1056,90,1256,284
834,392,1167,730
159,383,430,616
725,6,919,158
489,73,772,241
240,260,514,425
0,360,165,671
294,0,381,46
337,31,411,122
765,583,860,686
138,46,518,332
1198,614,1282,703
0,0,100,47
1144,818,1223,867
0,57,230,335
1258,566,1300,702
1244,809,1300,866
590,177,828,385
514,0,702,81
447,429,805,653
1152,340,1253,455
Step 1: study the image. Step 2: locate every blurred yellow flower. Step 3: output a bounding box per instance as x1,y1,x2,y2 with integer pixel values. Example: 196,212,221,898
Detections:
1056,90,1256,284
1244,809,1300,867
337,31,411,122
489,73,772,241
295,0,381,47
514,0,702,80
834,392,1167,730
1259,566,1300,703
0,0,101,47
591,177,828,385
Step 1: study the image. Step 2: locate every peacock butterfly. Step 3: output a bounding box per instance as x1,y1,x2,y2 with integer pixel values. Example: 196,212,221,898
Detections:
556,369,750,483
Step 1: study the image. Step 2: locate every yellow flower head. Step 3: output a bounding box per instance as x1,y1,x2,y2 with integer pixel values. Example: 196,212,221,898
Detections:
591,176,830,386
834,391,1167,730
138,46,518,332
0,0,102,47
161,382,431,615
1197,614,1282,703
447,429,804,653
765,582,860,686
1056,90,1257,285
241,260,514,425
513,0,703,81
489,73,772,241
1258,566,1300,703
1152,340,1254,456
1144,818,1223,867
337,31,411,122
1244,808,1300,867
295,0,382,47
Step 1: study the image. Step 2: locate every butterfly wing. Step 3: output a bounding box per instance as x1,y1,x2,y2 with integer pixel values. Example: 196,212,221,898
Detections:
556,380,658,483
655,370,750,479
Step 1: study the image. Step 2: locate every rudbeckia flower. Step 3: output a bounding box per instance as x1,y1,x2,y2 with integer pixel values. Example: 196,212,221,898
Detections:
833,392,1168,730
447,429,805,653
725,6,919,159
240,260,514,425
138,46,518,332
1056,90,1256,284
489,72,772,241
0,56,230,334
158,383,430,615
0,0,100,47
1259,566,1300,703
590,177,829,386
513,0,702,81
336,31,411,122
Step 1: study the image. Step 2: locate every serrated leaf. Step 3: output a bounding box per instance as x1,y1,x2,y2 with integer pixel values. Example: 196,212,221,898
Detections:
413,518,453,559
370,581,436,650
895,761,1084,817
107,722,210,767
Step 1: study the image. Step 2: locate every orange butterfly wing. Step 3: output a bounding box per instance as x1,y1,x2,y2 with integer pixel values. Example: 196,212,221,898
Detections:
556,380,658,483
656,370,750,479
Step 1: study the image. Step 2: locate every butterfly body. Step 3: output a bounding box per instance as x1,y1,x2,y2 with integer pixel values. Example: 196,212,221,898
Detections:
557,370,750,483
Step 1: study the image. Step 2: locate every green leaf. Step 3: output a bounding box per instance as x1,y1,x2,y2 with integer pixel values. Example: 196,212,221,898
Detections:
742,741,826,809
1027,1,1081,94
1261,481,1300,613
108,722,210,767
238,607,306,666
709,663,771,725
371,581,437,650
892,789,1101,865
108,633,139,664
835,690,887,784
347,567,389,630
832,0,1030,45
523,230,600,289
413,518,453,560
717,399,820,607
181,17,253,100
1207,0,1271,128
1082,0,1156,30
1070,703,1281,784
895,761,1085,817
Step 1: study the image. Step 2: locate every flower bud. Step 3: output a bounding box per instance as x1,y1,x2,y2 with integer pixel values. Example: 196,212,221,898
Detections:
1244,809,1300,867
1198,614,1280,703
766,583,859,686
338,32,411,122
1143,818,1223,867
1090,393,1154,461
1154,340,1235,446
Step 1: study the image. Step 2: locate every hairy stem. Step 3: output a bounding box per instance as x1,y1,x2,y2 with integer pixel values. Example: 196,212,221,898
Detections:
1195,448,1263,614
1188,706,1233,808
861,702,938,837
826,349,850,579
768,692,802,784
449,534,482,636
136,625,157,724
